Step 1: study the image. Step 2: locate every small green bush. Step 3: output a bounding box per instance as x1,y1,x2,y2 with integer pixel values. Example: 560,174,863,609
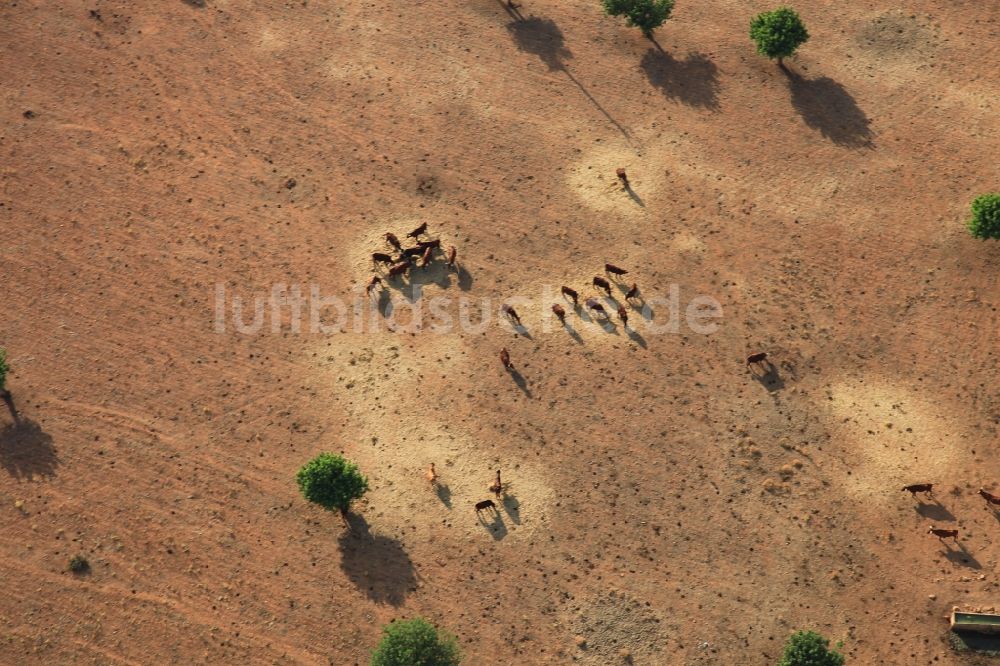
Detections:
778,630,844,666
296,453,368,516
968,193,1000,239
750,7,809,65
68,555,90,574
601,0,675,37
371,618,461,666
0,348,9,392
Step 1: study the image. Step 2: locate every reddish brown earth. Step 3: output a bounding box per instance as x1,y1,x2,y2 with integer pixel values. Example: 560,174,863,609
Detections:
1,0,999,664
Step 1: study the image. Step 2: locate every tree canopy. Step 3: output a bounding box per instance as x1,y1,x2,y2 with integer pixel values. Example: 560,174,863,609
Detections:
370,617,461,666
750,7,809,64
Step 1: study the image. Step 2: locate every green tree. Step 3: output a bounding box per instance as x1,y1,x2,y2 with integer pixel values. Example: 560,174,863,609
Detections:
371,618,461,666
296,453,369,522
779,630,844,666
968,193,1000,239
601,0,675,38
750,7,809,66
0,347,9,395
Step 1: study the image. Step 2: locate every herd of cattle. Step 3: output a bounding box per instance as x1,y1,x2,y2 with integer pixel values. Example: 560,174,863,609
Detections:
902,483,1000,543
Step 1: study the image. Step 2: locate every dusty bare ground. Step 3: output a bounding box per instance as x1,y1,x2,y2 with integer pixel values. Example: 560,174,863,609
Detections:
1,0,999,664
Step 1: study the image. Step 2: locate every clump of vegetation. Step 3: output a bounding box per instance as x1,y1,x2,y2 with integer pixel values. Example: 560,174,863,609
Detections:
750,7,809,65
68,554,90,574
296,453,369,521
0,347,9,394
967,193,1000,239
779,630,845,666
601,0,675,38
371,617,461,666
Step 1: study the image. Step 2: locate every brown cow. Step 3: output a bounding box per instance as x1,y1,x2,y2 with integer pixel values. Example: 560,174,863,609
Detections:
489,470,502,499
366,275,383,296
979,488,1000,506
605,263,628,277
617,305,628,326
585,298,607,318
407,222,428,239
385,232,403,252
447,246,457,268
561,286,579,305
902,483,934,498
593,276,612,296
552,304,566,322
401,246,424,259
419,246,434,268
388,262,410,278
418,239,441,250
616,168,629,188
426,463,438,488
372,252,394,266
502,304,522,326
625,283,639,301
746,352,768,367
500,348,512,370
928,527,958,542
475,499,497,515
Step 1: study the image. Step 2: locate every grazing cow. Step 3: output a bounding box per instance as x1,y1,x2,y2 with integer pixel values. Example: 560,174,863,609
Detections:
593,276,612,296
385,232,403,252
447,246,457,268
407,222,428,239
418,239,441,250
585,298,607,318
605,263,628,277
625,283,639,301
979,488,1000,506
928,527,958,542
746,352,768,367
372,252,395,266
902,483,934,498
475,499,497,515
366,275,382,296
552,304,566,322
401,246,424,259
419,246,434,268
502,304,522,326
617,305,628,326
616,168,629,188
500,347,512,370
489,470,502,499
388,261,410,278
426,463,438,488
561,286,579,305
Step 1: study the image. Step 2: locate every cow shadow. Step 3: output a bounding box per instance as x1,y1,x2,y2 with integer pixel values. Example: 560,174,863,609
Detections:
339,514,417,606
640,48,721,111
750,361,785,392
508,368,532,398
457,266,474,291
502,493,522,525
914,501,955,522
627,328,647,348
1,417,59,480
943,543,982,570
435,483,453,509
477,507,508,541
561,321,584,344
783,67,874,148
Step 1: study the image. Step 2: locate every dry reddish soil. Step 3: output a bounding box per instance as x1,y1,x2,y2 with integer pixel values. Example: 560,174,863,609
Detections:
1,0,999,664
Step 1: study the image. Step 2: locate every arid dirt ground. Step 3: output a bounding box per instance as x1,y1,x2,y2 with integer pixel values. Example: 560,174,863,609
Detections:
2,0,999,664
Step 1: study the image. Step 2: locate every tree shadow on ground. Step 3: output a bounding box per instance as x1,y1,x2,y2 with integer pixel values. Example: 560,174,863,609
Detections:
1,418,59,480
783,67,874,148
339,514,417,606
640,49,721,111
506,16,630,141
